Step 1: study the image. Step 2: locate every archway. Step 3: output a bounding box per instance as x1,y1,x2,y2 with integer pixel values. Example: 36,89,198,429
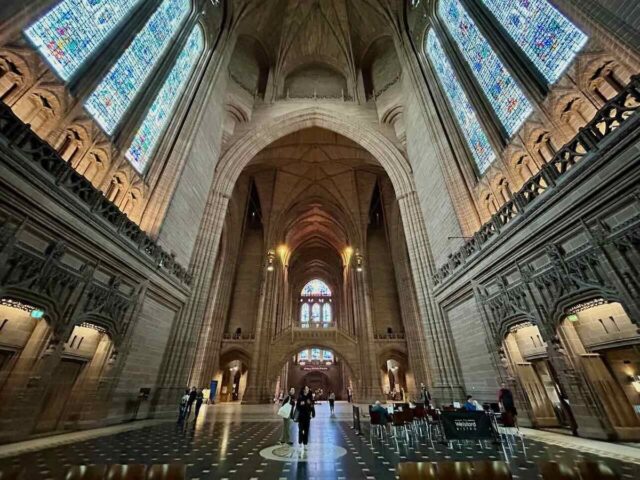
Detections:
216,349,251,403
557,300,640,438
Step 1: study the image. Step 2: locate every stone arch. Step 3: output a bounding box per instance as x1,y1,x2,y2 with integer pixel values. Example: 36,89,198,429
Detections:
548,290,630,331
0,50,30,104
267,340,359,388
213,107,414,199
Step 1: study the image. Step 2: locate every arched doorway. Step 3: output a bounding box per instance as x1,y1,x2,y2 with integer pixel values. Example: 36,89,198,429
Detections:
284,347,345,400
216,349,251,403
557,299,640,438
502,321,571,429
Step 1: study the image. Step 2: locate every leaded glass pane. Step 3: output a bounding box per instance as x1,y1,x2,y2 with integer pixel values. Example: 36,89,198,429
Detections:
426,31,495,173
299,350,309,361
311,348,321,360
311,304,321,323
323,350,333,361
480,0,587,83
323,303,332,324
301,279,331,296
301,303,310,323
24,0,144,81
85,0,191,134
125,25,203,173
439,0,532,136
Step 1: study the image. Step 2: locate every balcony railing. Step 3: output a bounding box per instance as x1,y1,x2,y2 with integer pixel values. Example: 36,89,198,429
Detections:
0,101,192,286
373,333,406,340
434,75,640,286
222,333,256,341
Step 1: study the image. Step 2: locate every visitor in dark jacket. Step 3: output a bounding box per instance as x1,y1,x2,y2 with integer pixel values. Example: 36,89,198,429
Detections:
296,385,315,454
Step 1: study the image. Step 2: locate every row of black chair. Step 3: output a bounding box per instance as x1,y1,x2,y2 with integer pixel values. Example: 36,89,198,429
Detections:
396,460,620,480
0,464,186,480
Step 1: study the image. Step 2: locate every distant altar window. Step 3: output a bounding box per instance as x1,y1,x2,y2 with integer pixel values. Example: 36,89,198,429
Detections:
300,279,332,327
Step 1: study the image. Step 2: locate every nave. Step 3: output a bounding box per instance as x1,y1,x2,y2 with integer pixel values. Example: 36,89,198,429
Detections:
0,403,639,479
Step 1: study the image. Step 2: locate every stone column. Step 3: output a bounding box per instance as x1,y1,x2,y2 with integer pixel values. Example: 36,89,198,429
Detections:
151,190,230,410
398,190,464,403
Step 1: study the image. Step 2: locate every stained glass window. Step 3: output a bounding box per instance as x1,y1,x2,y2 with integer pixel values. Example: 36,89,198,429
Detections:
24,0,144,81
323,350,334,361
311,348,321,360
439,0,532,136
299,350,309,361
323,304,332,324
85,0,192,135
426,31,495,173
125,25,203,173
301,303,310,323
301,279,331,296
311,304,321,323
480,0,587,84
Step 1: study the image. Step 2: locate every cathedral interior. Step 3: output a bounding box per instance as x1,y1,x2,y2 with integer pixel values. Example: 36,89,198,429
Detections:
0,0,639,478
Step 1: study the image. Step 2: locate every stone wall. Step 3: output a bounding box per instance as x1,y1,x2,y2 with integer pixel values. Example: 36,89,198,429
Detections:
157,70,229,266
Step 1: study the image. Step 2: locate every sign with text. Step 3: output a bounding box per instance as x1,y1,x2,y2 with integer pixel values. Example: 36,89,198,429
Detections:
441,411,495,441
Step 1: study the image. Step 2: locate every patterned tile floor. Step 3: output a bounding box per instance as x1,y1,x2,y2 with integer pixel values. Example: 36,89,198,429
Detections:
0,403,639,479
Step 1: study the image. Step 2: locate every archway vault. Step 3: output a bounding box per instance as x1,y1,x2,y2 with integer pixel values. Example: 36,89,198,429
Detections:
213,107,415,198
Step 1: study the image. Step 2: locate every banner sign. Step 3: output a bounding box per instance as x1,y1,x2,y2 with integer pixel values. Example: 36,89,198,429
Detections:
441,411,495,441
210,380,218,402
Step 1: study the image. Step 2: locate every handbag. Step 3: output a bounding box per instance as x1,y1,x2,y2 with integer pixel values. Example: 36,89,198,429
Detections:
277,402,292,419
293,408,300,422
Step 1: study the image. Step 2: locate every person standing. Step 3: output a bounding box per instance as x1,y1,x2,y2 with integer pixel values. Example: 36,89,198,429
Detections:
178,389,190,422
498,382,518,427
296,385,315,454
419,382,432,407
328,391,336,415
193,388,204,420
279,387,296,445
186,386,197,419
347,387,353,403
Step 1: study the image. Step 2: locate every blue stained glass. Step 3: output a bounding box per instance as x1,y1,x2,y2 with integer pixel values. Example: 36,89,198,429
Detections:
126,26,203,173
301,279,331,296
85,0,191,135
24,0,144,81
439,0,532,136
426,31,495,173
311,348,321,360
323,303,332,323
480,0,587,83
301,303,310,323
299,350,309,361
311,304,321,323
322,350,333,361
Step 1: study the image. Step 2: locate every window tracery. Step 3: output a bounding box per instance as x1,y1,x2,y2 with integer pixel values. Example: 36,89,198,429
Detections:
84,0,192,135
438,0,532,136
125,25,204,174
479,0,587,84
299,279,332,327
426,30,495,173
24,0,144,81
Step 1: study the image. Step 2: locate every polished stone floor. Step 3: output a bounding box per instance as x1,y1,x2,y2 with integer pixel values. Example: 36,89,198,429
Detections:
0,402,639,479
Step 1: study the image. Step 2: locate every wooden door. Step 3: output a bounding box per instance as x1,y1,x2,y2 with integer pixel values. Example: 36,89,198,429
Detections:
34,359,84,433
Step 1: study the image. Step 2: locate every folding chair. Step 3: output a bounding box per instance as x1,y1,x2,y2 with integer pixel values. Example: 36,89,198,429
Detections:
539,461,579,480
106,464,148,480
146,464,186,480
65,465,107,480
472,460,512,480
575,461,619,480
397,462,437,480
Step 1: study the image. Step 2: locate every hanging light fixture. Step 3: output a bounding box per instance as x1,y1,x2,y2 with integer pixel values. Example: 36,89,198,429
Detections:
266,249,276,272
355,249,364,272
